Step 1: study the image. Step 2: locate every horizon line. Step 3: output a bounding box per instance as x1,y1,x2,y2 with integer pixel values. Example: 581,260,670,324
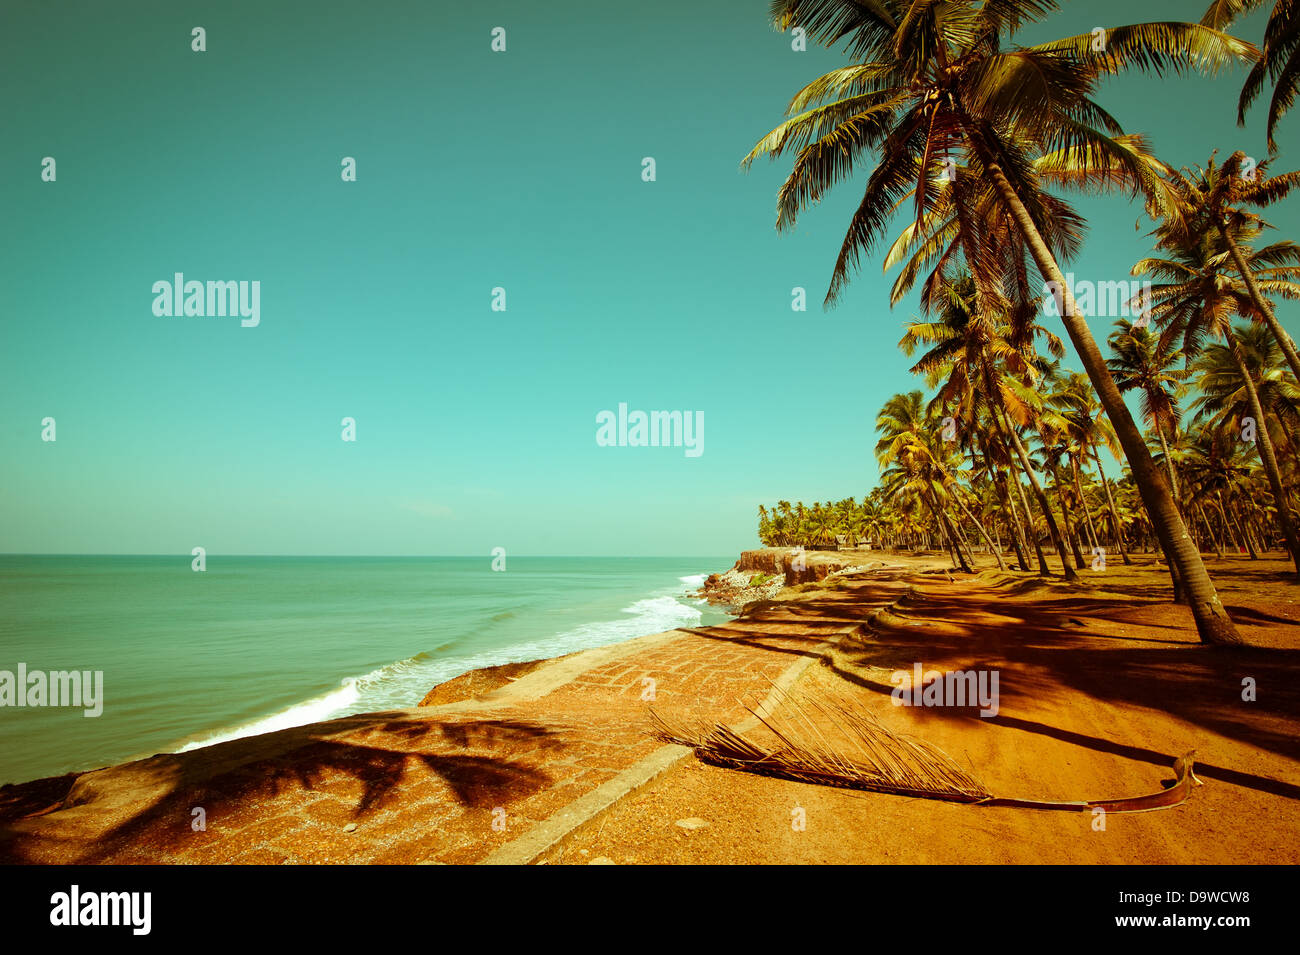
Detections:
0,552,743,559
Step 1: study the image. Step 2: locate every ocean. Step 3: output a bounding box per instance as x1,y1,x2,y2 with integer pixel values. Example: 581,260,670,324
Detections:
0,555,731,785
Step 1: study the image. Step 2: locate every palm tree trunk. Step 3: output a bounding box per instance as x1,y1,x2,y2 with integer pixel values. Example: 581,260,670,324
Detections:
1005,489,1032,571
995,417,1051,575
1228,491,1260,559
1215,491,1245,554
973,143,1240,644
1014,475,1050,574
981,443,1030,571
996,472,1032,571
1070,455,1101,550
952,487,1006,571
1198,501,1224,559
949,505,977,571
1152,426,1189,600
1050,460,1088,569
1219,224,1300,384
1226,329,1300,577
1219,497,1239,551
983,399,1051,575
1091,441,1133,565
931,497,973,573
1001,415,1077,580
1155,427,1181,503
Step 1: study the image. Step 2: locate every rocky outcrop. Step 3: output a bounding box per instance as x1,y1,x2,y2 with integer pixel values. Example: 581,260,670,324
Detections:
697,547,885,609
696,567,786,611
736,547,878,585
418,659,549,706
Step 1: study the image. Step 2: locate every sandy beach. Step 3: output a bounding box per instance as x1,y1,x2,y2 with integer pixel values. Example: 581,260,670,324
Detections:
2,548,1296,865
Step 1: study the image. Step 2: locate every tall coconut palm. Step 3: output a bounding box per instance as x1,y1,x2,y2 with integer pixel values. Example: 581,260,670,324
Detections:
1107,321,1191,505
899,273,1071,575
1157,152,1300,385
745,0,1252,643
876,391,974,572
1054,370,1133,564
1191,326,1300,557
1134,217,1300,573
1184,425,1265,557
1106,320,1195,594
1191,323,1300,474
1203,1,1300,151
1003,373,1081,579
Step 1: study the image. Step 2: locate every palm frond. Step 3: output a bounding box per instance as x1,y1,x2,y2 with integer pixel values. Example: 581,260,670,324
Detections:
652,685,991,803
652,685,1201,813
1030,22,1258,78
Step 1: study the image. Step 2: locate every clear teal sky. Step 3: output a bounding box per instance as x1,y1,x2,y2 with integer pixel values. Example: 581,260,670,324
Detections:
1,0,1295,556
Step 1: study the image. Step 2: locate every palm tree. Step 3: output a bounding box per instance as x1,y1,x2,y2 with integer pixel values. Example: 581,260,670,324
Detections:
1191,323,1300,499
1203,1,1300,151
1107,320,1194,594
1055,370,1133,564
1107,322,1191,503
1157,152,1300,384
745,0,1251,643
1184,426,1264,557
876,391,974,572
1004,374,1080,579
899,273,1071,575
1134,214,1300,574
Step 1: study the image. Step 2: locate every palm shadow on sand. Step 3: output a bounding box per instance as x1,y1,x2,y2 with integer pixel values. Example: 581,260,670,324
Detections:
0,713,563,863
682,577,1300,804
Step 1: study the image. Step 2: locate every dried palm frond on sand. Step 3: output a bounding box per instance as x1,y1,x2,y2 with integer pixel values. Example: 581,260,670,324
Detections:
651,687,1201,813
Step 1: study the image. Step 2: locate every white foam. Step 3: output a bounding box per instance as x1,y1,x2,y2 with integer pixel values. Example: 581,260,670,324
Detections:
678,573,708,588
175,655,423,753
175,586,707,754
405,594,701,681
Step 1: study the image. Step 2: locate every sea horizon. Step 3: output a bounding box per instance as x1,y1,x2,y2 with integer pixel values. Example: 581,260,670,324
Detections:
1,553,743,559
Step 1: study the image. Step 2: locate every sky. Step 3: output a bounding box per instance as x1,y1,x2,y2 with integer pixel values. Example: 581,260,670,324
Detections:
1,0,1296,556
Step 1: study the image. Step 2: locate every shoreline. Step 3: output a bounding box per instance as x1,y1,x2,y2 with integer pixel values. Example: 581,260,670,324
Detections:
0,559,727,788
3,548,1297,865
158,573,729,766
410,547,911,708
0,547,905,851
9,550,876,788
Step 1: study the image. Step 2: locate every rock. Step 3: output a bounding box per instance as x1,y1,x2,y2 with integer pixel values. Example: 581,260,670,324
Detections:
419,659,547,706
343,823,357,833
589,856,617,865
696,548,872,610
675,817,710,830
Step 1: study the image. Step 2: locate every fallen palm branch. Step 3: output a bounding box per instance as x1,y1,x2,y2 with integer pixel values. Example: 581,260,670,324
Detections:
650,686,1200,813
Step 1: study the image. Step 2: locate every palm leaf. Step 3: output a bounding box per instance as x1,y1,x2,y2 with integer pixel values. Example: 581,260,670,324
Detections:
652,685,992,803
652,685,1201,813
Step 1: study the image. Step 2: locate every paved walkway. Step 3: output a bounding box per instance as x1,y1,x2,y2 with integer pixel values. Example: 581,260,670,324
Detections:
0,579,902,864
